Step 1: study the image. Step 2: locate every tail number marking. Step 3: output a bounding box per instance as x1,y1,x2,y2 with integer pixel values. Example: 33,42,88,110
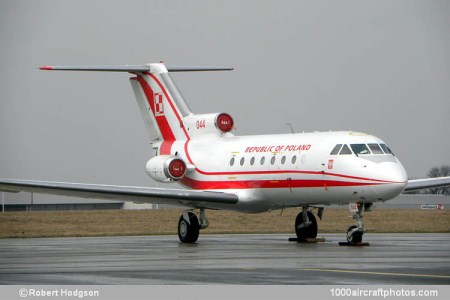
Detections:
196,120,206,129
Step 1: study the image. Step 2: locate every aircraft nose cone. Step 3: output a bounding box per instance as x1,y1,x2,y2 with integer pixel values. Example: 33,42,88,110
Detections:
373,160,408,200
385,161,408,183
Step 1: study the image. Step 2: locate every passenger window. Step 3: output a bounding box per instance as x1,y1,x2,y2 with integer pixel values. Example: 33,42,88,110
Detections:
339,144,352,155
368,143,383,154
270,156,276,165
330,144,342,155
240,157,245,166
292,155,297,164
250,157,255,165
260,156,265,165
281,156,286,164
380,144,393,155
230,157,235,166
351,144,371,155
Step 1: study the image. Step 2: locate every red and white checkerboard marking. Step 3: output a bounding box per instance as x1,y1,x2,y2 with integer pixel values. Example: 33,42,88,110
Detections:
154,93,164,116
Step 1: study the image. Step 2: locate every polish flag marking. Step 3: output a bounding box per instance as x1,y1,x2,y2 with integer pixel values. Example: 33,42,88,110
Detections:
328,159,334,169
154,93,164,116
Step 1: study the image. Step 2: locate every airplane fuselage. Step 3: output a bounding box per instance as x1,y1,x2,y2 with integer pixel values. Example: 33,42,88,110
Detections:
165,130,408,212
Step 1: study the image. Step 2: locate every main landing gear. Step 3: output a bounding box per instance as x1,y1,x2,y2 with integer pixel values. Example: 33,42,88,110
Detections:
290,206,324,242
295,206,317,241
178,208,209,243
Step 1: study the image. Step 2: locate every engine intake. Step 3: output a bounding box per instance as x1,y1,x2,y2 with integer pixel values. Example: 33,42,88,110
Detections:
215,113,234,133
146,155,187,183
182,113,234,137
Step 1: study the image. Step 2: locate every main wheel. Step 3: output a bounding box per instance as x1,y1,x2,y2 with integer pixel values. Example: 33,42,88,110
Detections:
178,212,200,243
295,211,318,240
347,225,363,244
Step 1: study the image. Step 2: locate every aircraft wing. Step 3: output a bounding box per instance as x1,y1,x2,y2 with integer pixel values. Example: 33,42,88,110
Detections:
404,177,450,192
0,179,238,208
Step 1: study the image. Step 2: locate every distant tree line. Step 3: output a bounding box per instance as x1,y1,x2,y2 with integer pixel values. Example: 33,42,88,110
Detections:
405,165,450,195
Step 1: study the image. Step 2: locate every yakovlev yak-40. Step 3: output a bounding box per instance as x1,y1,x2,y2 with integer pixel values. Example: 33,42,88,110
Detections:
1,63,449,244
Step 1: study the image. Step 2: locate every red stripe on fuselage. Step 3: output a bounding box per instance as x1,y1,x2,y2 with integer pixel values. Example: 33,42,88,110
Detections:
191,168,399,184
181,177,383,190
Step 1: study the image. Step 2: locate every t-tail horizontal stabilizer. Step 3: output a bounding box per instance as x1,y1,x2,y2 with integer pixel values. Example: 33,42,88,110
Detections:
39,65,234,73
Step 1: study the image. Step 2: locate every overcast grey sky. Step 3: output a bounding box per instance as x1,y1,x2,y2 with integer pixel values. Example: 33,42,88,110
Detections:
1,0,449,192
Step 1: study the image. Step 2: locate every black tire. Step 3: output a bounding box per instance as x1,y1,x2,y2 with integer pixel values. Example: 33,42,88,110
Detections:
347,225,363,244
295,211,318,240
178,212,200,243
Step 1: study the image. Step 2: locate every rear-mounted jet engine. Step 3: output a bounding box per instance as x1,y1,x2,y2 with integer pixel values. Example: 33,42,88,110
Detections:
146,155,187,183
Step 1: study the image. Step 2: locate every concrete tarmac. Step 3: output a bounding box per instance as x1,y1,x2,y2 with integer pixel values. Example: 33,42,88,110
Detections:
0,233,449,285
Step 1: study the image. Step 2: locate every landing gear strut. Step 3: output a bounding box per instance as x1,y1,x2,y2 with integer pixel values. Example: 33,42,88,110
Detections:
178,208,209,243
295,206,318,241
346,204,365,245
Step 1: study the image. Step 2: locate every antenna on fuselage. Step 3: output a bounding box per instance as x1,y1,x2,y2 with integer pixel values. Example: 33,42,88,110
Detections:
286,123,294,134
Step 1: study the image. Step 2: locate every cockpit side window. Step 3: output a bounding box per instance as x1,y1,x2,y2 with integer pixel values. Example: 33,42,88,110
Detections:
330,144,342,155
368,143,383,154
380,144,393,155
351,144,371,155
339,144,353,155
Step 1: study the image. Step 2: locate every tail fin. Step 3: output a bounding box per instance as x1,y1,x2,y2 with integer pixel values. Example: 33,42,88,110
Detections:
39,63,233,154
130,64,192,145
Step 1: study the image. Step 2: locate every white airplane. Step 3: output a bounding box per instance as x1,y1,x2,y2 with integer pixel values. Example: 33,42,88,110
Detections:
1,63,449,244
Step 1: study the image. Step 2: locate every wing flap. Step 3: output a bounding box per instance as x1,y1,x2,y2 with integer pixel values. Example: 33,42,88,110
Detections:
405,177,450,192
0,179,238,207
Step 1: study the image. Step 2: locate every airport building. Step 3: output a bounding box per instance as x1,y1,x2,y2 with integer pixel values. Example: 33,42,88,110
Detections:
0,192,158,211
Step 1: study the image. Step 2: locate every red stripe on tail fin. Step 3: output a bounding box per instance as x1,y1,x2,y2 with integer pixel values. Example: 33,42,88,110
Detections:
135,76,175,154
136,77,176,141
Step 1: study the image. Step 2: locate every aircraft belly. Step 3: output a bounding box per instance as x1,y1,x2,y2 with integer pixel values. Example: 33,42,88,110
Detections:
194,186,369,213
258,186,353,207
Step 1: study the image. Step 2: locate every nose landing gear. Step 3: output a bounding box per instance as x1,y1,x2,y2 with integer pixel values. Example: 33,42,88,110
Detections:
347,225,363,244
340,203,370,246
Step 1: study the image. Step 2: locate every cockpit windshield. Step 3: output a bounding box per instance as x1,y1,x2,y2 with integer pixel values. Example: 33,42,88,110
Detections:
350,144,370,155
339,144,352,155
330,143,394,156
368,143,383,154
380,144,393,154
330,144,342,155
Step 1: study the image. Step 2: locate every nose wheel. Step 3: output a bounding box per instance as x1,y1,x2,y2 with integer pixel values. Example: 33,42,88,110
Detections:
347,225,363,244
340,203,369,246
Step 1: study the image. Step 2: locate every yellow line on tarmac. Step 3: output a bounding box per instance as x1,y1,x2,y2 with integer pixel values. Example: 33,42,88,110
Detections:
303,268,450,279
